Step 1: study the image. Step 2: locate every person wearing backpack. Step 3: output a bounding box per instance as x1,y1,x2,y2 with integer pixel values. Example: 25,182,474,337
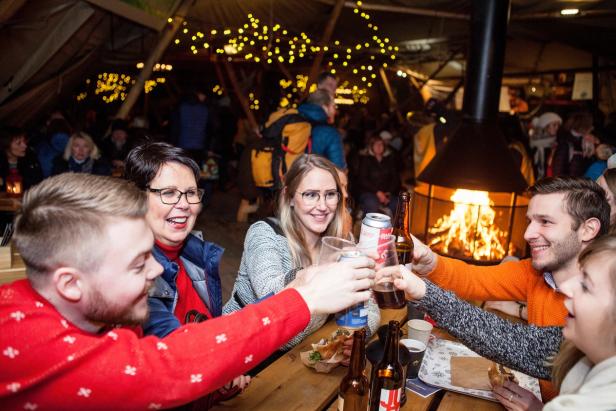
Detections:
298,90,347,170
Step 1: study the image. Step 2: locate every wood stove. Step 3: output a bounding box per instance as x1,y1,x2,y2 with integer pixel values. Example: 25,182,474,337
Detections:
413,0,529,265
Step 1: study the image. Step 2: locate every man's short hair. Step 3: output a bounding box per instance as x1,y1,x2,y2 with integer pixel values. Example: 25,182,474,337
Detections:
124,142,200,189
13,174,147,282
317,71,336,85
307,89,333,107
528,176,610,235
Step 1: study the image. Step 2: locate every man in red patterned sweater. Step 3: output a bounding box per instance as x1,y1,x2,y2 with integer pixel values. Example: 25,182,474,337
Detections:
0,173,375,410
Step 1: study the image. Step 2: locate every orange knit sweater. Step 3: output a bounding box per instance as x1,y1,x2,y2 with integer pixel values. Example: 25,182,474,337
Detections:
428,256,567,400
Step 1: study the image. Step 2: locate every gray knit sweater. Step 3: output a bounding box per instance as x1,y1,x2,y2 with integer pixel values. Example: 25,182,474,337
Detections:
417,280,563,380
223,220,380,350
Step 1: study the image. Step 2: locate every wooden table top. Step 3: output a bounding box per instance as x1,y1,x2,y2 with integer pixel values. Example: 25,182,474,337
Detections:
212,309,505,411
0,193,21,213
0,248,26,285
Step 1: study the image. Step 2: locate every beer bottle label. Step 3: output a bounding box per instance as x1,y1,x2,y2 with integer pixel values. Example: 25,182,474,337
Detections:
377,388,401,411
337,395,344,411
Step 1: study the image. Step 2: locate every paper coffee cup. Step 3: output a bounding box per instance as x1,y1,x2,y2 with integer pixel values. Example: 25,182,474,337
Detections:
407,319,432,346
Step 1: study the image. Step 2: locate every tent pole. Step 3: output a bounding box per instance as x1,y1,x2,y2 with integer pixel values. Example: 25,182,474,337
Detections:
223,58,259,132
116,0,194,119
379,68,403,123
303,0,345,98
214,62,229,96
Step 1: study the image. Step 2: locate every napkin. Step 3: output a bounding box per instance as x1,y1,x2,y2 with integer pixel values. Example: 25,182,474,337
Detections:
450,356,493,391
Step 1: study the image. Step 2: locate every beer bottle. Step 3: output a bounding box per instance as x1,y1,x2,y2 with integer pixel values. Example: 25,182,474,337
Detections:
369,320,404,411
338,329,368,411
392,191,414,266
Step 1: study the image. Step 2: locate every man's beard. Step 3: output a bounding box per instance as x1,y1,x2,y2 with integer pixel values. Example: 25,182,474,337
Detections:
531,233,582,273
85,287,149,326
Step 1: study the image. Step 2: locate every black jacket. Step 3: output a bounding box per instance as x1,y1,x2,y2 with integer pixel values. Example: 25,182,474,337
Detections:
356,151,401,194
0,150,43,191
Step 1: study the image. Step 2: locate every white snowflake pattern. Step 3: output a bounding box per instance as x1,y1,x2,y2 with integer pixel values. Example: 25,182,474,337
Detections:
147,403,162,410
124,365,137,376
190,374,203,383
23,402,38,410
156,342,168,351
63,336,76,344
67,354,75,362
6,382,20,393
3,346,19,359
215,333,227,344
244,354,253,364
261,316,271,326
60,319,69,329
10,311,25,322
107,331,118,341
34,301,44,308
77,387,92,398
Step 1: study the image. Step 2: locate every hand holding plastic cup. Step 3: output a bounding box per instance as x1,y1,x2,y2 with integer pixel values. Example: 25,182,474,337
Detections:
358,234,406,309
318,236,358,265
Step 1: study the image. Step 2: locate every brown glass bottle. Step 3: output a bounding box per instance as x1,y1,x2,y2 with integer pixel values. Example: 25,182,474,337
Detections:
392,191,414,266
338,329,368,411
369,321,404,411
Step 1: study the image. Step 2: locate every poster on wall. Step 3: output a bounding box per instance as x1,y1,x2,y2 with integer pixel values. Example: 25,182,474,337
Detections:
572,72,593,100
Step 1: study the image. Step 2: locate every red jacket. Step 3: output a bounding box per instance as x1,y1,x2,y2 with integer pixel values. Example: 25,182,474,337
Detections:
0,280,310,410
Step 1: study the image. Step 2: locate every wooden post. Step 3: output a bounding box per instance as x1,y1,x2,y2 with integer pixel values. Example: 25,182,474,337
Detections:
276,60,293,81
116,0,193,119
214,62,229,96
223,58,259,132
303,0,345,97
379,68,404,123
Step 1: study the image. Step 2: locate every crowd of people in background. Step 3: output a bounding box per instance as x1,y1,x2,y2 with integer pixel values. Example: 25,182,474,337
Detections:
2,72,616,410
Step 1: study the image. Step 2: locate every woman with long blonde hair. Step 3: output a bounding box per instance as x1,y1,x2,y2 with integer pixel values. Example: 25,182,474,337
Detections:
224,154,380,358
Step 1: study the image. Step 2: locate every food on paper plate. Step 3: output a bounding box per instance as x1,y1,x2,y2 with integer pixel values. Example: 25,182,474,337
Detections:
301,328,352,373
488,362,517,388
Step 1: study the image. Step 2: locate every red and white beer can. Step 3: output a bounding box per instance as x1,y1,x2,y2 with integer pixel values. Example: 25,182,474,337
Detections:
358,213,393,265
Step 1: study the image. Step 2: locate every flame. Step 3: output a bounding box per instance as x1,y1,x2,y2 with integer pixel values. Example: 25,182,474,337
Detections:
428,189,506,261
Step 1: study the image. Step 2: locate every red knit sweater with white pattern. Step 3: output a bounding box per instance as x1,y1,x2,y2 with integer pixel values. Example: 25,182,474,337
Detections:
0,280,310,410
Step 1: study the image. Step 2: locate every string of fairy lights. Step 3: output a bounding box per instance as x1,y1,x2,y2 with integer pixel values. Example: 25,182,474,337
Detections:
76,1,401,108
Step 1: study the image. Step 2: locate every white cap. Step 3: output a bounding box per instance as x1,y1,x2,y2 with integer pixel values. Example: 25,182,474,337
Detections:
379,130,393,141
534,112,562,130
607,153,616,169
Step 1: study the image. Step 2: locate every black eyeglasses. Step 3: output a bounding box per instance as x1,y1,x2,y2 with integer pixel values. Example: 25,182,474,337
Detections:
147,187,205,205
297,190,341,206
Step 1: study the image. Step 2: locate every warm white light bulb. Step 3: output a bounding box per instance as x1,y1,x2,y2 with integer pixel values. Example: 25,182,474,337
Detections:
560,8,579,16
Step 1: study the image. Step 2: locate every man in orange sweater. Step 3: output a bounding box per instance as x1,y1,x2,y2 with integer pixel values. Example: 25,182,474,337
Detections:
411,176,610,400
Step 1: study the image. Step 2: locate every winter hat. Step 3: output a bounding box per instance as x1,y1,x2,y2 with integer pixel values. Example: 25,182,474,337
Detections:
379,130,393,141
607,153,616,169
533,112,562,130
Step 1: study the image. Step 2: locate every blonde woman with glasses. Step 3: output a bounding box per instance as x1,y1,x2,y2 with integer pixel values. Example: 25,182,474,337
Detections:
224,154,379,368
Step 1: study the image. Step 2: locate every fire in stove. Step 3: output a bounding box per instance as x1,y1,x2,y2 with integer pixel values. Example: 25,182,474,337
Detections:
410,183,529,265
428,189,507,261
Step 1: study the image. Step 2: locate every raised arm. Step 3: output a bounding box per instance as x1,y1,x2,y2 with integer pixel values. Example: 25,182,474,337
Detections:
417,280,562,379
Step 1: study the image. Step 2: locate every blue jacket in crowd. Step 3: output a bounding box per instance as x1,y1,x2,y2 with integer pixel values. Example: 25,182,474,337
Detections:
298,103,346,170
143,233,224,337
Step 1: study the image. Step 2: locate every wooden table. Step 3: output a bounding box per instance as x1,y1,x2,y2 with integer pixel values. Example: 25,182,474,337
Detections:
212,309,504,411
0,247,26,285
0,193,21,213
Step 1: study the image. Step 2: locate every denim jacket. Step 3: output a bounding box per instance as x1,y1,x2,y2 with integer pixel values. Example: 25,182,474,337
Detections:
143,233,224,337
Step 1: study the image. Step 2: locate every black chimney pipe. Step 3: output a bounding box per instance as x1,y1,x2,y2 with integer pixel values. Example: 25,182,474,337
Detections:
464,0,508,122
418,0,528,193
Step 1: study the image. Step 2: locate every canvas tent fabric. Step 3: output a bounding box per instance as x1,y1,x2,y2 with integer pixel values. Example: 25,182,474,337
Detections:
0,0,615,126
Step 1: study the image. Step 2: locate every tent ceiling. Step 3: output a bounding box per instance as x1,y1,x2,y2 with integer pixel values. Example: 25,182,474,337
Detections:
1,0,615,125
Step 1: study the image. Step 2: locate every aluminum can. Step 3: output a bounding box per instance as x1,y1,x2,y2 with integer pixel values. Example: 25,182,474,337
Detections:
335,250,368,330
358,213,393,265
